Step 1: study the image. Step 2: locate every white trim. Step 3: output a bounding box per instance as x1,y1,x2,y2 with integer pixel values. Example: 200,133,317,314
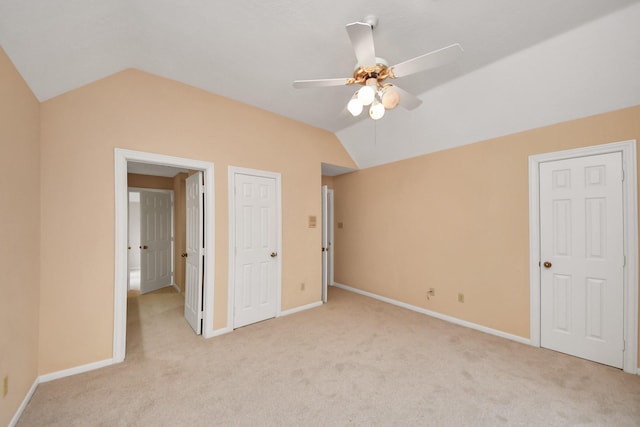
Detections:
38,358,114,383
206,327,233,338
228,166,283,330
528,140,638,374
172,283,181,293
9,378,39,427
333,282,530,346
279,301,323,317
114,149,215,363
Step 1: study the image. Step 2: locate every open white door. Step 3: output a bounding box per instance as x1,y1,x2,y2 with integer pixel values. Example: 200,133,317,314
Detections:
184,172,204,334
321,185,329,303
139,190,173,294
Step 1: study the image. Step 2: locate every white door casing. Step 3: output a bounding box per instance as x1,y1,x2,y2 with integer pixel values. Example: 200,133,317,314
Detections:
322,185,329,303
539,152,624,368
184,172,204,334
114,149,215,363
139,190,173,294
229,167,281,329
529,140,638,374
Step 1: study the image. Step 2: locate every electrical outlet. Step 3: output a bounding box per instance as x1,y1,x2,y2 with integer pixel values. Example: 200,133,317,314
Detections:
3,375,7,398
458,293,465,303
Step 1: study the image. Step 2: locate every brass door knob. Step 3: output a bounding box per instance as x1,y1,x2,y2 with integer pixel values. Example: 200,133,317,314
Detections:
543,261,552,269
142,245,148,250
181,253,188,258
270,252,278,258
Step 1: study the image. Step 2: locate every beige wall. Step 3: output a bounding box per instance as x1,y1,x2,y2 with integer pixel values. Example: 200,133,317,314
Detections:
38,69,356,374
127,173,174,190
321,175,334,189
333,105,640,367
0,48,41,425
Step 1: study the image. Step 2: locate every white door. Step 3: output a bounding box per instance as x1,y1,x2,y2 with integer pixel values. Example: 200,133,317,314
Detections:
184,172,204,334
327,189,335,290
540,152,624,368
321,185,329,303
233,172,279,328
140,190,173,294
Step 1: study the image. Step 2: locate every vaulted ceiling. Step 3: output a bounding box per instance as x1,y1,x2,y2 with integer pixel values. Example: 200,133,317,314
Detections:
1,0,639,168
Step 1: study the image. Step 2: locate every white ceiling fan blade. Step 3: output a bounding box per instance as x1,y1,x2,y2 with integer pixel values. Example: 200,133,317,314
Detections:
346,22,376,67
391,85,422,110
293,78,351,89
390,43,463,78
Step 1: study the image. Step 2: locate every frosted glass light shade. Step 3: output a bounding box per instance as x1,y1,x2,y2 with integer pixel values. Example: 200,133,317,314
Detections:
357,86,375,106
381,88,400,109
369,100,385,120
347,97,363,116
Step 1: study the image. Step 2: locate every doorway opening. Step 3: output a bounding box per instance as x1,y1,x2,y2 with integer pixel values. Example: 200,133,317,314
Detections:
128,188,176,294
528,140,638,373
114,149,215,363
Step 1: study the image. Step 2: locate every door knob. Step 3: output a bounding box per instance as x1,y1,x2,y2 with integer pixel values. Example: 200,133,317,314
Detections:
142,245,148,250
543,261,552,269
181,253,188,258
270,252,278,258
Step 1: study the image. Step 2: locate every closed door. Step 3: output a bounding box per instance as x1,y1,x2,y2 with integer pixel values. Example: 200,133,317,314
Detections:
184,172,204,334
233,173,279,328
540,152,624,368
140,190,173,294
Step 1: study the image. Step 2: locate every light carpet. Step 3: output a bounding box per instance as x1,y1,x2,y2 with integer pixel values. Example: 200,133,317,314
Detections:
17,286,640,426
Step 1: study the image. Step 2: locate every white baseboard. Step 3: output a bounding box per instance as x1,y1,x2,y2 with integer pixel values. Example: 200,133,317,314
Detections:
11,358,114,425
205,327,232,339
204,301,322,338
279,301,323,317
172,283,181,293
333,282,530,346
9,378,39,427
38,358,114,384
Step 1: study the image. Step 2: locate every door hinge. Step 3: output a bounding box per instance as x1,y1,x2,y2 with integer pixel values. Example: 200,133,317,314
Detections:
623,340,626,351
623,255,626,267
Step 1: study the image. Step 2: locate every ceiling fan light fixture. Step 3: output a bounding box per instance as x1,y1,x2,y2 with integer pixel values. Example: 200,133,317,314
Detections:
347,95,364,116
369,100,385,120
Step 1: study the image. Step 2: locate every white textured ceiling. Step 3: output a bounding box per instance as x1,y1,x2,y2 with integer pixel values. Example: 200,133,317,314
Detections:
1,0,639,169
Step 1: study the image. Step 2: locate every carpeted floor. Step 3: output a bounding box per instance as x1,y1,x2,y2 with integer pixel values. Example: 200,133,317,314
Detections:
17,286,640,426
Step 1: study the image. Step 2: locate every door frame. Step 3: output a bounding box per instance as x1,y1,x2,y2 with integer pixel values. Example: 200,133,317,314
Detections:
227,166,282,329
528,140,638,373
114,148,215,363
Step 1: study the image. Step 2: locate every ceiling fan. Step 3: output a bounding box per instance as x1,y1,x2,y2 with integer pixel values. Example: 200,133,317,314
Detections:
293,15,463,120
